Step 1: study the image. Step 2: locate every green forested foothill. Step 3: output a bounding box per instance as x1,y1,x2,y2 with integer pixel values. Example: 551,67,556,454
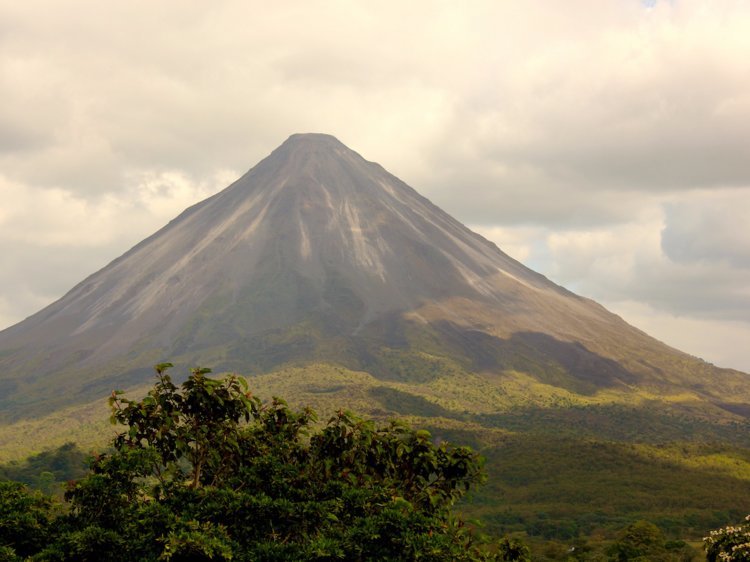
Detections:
468,435,750,542
0,365,524,561
5,367,750,560
0,443,88,496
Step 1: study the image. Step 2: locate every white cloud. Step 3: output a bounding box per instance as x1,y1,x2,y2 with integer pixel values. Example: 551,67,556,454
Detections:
476,190,750,370
1,0,749,371
605,300,750,373
470,225,538,264
0,171,231,323
0,172,230,247
662,188,750,267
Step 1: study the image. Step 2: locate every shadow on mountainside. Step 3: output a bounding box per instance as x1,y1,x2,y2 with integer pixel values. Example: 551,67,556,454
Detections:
219,317,637,396
405,322,639,395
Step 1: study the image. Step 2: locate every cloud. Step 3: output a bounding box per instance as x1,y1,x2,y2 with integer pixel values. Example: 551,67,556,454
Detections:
483,190,750,325
475,188,750,370
605,300,750,372
0,171,232,322
0,0,749,371
662,189,750,268
420,0,750,227
3,0,748,205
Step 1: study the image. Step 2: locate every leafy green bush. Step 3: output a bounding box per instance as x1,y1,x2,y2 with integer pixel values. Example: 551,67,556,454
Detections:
6,364,522,560
0,480,56,559
705,516,750,561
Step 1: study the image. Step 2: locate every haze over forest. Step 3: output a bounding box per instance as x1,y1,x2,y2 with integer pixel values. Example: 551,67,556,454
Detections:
1,0,750,372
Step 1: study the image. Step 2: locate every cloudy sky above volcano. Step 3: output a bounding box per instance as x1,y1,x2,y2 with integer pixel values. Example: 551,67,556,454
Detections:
1,0,749,371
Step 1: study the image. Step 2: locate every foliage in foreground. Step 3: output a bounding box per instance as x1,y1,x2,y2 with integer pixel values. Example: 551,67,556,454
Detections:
705,515,750,561
0,364,524,561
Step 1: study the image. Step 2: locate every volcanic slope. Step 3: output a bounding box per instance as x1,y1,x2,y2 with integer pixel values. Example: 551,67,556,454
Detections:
0,133,748,423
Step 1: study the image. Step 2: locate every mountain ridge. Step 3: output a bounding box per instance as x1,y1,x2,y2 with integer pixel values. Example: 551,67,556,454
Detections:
0,133,748,421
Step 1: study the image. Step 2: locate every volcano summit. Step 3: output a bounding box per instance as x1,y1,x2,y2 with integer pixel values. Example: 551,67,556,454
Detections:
0,134,748,422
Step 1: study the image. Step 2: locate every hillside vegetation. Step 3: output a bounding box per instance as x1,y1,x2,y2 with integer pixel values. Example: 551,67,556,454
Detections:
3,362,750,560
0,366,525,561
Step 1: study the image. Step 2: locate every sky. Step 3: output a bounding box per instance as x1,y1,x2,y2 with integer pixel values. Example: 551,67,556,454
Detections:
1,0,749,372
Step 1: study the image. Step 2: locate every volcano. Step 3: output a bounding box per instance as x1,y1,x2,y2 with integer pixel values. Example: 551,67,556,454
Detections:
0,133,748,421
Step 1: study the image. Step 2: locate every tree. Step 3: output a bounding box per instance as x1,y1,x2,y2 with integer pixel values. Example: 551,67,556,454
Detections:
705,516,750,561
0,480,56,560
606,520,665,561
496,537,531,561
606,520,698,562
30,364,520,561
